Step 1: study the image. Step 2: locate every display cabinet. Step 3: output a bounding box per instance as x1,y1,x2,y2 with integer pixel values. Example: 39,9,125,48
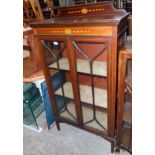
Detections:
117,49,132,153
30,1,129,152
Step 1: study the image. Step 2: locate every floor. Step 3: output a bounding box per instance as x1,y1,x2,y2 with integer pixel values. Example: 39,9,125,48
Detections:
23,113,130,155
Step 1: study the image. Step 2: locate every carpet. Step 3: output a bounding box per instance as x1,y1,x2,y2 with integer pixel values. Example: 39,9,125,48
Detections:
23,113,130,155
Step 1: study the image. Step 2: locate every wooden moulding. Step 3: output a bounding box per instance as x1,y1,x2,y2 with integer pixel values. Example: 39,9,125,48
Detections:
49,58,107,77
33,26,113,36
55,82,107,108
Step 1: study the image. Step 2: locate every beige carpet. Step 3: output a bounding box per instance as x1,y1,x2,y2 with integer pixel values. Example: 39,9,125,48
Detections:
23,113,130,155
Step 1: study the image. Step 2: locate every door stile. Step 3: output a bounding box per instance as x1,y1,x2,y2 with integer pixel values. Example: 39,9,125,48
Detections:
107,28,117,139
66,37,83,127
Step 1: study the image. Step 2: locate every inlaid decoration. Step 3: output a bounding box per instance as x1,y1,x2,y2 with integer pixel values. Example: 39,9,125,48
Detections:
81,8,88,14
49,28,90,35
35,26,112,36
67,7,105,14
64,29,72,35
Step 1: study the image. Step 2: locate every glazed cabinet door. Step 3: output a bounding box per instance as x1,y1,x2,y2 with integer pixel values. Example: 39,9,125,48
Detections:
35,36,80,124
34,35,117,141
68,36,115,138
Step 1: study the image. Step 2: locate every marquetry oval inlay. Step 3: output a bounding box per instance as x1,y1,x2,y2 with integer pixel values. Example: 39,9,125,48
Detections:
81,8,88,14
64,29,72,35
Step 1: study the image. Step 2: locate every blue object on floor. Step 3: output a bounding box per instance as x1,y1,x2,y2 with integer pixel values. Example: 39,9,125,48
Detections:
41,71,66,129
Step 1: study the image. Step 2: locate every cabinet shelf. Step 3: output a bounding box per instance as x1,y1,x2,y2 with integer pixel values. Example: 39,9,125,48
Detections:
55,82,107,108
49,58,107,77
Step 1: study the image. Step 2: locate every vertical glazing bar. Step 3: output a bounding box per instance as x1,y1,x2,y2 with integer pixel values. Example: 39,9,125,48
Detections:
56,58,67,109
67,38,83,126
90,62,96,119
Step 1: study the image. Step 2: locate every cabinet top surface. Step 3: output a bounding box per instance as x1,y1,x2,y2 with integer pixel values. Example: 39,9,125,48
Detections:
30,2,129,28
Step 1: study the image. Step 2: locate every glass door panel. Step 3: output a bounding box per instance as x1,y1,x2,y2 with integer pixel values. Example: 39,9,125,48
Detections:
72,40,108,133
41,39,77,122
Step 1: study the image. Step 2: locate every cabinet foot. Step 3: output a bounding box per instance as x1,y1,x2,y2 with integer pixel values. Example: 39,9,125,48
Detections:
115,147,120,153
56,121,60,131
111,141,115,153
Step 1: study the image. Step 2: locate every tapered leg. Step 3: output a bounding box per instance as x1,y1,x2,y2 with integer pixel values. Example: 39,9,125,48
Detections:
111,141,115,153
56,121,60,131
115,144,120,153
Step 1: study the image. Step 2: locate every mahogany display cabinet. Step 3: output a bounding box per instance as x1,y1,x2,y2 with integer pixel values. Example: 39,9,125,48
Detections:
117,49,132,153
30,1,129,153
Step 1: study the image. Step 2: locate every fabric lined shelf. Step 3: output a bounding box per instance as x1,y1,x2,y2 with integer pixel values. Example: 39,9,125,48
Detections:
49,58,107,77
55,82,107,108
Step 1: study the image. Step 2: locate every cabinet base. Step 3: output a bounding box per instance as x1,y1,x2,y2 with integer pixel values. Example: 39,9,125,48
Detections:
55,118,115,153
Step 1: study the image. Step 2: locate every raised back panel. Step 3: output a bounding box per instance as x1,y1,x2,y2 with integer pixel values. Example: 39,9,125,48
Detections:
52,1,125,17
